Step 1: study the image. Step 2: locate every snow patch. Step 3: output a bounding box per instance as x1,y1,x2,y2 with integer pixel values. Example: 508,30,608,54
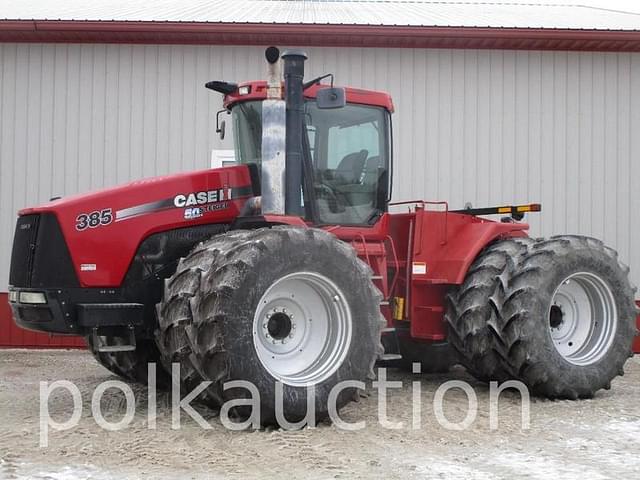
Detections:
486,452,609,480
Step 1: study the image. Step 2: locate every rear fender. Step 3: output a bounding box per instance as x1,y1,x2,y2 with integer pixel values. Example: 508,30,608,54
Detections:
412,209,528,285
408,209,528,340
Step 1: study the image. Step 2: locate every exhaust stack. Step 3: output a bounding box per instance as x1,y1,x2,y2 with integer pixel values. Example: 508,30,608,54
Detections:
265,46,282,100
259,47,308,217
281,50,307,216
260,47,286,215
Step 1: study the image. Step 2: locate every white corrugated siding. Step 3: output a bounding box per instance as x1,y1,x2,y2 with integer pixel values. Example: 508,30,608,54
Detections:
1,44,640,287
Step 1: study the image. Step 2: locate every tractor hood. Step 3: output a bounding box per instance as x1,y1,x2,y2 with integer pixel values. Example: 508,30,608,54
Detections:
16,165,256,287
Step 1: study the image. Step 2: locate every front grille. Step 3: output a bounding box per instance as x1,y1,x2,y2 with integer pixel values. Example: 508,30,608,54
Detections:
9,213,79,288
9,215,40,287
30,213,79,288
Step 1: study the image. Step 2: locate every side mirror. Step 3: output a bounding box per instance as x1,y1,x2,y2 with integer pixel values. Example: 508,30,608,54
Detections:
316,87,346,109
216,109,228,140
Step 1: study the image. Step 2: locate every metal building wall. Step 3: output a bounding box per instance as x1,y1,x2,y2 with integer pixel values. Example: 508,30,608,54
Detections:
1,43,640,289
0,292,86,347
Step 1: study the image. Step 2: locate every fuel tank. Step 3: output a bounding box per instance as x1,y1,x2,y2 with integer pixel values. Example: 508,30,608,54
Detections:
15,165,256,287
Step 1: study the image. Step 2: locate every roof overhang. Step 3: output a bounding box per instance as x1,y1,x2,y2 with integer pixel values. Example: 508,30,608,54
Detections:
1,21,640,52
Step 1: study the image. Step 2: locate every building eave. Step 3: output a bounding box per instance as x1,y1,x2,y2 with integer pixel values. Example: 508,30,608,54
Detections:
1,21,640,51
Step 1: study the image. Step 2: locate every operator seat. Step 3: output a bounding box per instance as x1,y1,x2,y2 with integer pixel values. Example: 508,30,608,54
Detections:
361,155,381,186
333,149,368,185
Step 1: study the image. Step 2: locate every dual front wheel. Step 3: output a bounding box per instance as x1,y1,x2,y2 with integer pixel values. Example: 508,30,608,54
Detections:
155,226,384,423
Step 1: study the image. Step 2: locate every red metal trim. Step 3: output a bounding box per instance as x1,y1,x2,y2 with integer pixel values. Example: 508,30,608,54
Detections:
0,21,639,51
0,293,85,349
224,81,395,112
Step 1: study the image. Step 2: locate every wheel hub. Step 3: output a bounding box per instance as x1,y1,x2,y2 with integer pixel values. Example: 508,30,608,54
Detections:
265,309,294,343
548,272,618,366
549,304,564,330
252,271,352,387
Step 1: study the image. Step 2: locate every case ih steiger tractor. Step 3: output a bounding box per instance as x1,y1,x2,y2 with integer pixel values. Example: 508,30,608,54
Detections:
8,47,637,424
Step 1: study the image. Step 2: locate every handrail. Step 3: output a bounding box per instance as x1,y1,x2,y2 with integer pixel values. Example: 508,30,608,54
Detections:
388,199,425,208
351,233,371,266
384,234,400,297
423,201,449,245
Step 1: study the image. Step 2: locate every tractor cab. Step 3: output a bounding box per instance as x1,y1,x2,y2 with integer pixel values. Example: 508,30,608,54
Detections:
231,95,391,225
207,50,394,226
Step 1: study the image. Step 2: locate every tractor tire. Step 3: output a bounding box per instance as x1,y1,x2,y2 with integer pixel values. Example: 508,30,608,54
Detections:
498,235,637,398
86,335,171,389
445,237,534,381
156,226,385,425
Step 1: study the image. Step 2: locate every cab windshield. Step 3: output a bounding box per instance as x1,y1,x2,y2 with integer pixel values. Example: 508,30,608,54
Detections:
232,100,390,225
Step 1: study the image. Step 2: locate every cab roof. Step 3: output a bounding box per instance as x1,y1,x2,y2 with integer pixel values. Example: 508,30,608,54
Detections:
223,81,394,112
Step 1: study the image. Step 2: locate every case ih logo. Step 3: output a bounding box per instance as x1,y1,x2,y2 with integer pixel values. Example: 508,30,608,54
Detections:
112,185,251,223
173,188,232,208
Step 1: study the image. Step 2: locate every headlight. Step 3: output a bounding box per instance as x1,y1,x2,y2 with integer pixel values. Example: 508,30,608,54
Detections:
19,291,47,304
8,291,18,303
238,85,251,95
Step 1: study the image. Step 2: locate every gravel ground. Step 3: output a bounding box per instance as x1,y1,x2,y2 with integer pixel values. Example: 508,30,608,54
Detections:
0,349,639,479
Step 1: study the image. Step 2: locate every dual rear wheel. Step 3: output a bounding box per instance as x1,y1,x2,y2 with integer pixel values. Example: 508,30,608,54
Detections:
446,235,637,398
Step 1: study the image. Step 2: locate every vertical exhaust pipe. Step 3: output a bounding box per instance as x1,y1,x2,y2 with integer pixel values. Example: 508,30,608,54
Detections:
265,46,282,100
281,50,307,216
260,47,286,215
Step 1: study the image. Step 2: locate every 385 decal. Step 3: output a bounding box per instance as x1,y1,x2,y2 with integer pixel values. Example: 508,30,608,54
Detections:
75,209,113,231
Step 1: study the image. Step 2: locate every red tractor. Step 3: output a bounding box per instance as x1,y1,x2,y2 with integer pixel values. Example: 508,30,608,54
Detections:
9,47,637,423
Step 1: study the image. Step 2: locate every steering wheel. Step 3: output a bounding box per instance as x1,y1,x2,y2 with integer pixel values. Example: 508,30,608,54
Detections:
314,182,345,213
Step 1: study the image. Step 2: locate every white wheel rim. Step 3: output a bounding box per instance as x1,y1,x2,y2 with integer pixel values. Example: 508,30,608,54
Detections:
252,271,352,387
548,272,618,366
